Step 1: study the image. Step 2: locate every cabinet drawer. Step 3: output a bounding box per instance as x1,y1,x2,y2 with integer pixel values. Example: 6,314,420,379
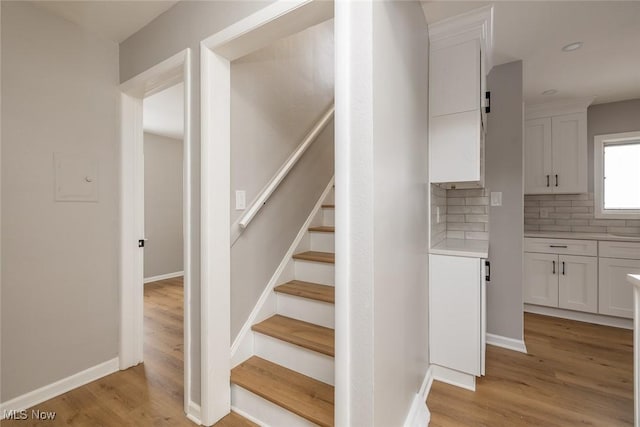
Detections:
599,241,640,260
524,238,597,257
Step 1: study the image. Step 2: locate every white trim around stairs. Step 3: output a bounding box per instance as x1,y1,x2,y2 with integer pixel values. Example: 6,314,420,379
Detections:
143,271,184,284
0,357,119,419
230,177,335,366
486,333,528,354
404,366,433,427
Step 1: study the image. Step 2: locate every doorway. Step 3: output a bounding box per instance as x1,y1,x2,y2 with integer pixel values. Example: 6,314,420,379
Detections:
119,48,193,418
141,81,186,412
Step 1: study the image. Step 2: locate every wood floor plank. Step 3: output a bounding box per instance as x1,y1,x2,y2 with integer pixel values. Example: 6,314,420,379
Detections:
308,225,335,233
252,314,335,357
231,356,334,427
427,313,633,427
214,411,259,427
292,250,335,264
274,280,335,304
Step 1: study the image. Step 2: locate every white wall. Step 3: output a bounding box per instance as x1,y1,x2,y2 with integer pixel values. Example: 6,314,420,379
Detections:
1,2,119,401
335,1,429,425
144,132,183,279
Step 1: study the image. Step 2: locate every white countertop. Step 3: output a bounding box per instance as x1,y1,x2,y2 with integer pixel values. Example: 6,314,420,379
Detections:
629,274,640,289
525,231,640,242
429,238,489,258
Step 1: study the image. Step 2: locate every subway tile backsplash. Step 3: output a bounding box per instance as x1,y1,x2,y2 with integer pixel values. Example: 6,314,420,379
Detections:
446,188,490,241
431,184,447,246
524,193,640,234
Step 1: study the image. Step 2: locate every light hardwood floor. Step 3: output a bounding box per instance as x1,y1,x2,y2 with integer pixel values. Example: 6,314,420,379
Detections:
2,277,255,427
428,312,634,426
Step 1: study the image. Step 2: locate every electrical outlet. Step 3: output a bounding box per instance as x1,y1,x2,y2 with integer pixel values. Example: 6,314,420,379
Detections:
436,206,441,223
235,190,246,210
540,208,549,218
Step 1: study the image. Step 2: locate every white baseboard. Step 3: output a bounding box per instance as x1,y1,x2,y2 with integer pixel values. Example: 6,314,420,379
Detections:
524,304,633,330
186,401,202,425
404,366,433,427
144,271,184,284
486,333,528,354
0,357,119,419
230,177,335,364
431,364,476,391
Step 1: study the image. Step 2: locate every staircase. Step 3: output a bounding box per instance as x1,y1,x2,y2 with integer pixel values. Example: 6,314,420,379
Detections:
231,189,336,426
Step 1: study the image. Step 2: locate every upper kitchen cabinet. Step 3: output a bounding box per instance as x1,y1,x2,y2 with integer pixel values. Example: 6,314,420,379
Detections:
524,99,593,194
428,6,493,188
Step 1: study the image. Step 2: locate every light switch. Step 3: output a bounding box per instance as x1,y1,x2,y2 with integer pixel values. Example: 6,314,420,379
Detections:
235,190,246,210
490,191,502,206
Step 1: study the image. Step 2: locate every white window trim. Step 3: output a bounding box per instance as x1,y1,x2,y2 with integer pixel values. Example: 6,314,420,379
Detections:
594,130,640,219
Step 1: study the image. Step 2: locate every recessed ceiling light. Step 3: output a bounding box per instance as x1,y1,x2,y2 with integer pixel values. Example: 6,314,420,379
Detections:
562,42,583,52
542,89,558,96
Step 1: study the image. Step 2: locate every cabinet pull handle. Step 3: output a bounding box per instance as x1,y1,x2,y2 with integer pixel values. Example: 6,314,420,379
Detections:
555,174,559,187
552,260,556,275
546,175,550,187
562,261,565,275
549,245,568,248
485,260,491,282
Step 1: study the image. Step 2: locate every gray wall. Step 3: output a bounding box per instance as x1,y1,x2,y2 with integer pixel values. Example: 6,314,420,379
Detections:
119,0,335,404
486,60,524,341
1,2,119,401
144,132,184,279
587,98,640,192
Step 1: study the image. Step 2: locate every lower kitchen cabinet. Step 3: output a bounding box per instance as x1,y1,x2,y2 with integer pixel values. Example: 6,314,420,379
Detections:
429,254,486,377
558,255,598,313
524,242,597,314
599,257,640,319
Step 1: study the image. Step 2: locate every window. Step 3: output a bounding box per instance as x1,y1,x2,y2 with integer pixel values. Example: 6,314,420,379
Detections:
594,131,640,219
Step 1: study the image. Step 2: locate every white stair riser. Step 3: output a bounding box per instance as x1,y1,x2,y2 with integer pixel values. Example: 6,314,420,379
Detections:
322,208,334,227
231,384,317,427
310,232,335,252
277,293,334,328
294,260,334,286
254,333,335,385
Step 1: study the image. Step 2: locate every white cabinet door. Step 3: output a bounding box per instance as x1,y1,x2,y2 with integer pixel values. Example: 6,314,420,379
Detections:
524,118,553,194
429,254,482,376
599,257,640,319
430,39,480,117
430,110,481,183
558,255,598,313
524,252,558,307
551,113,587,194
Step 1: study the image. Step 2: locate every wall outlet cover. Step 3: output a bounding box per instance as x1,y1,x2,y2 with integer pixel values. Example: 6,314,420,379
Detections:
540,208,549,218
235,190,246,210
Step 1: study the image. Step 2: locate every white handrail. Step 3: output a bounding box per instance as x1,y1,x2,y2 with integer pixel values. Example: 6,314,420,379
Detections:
231,103,334,245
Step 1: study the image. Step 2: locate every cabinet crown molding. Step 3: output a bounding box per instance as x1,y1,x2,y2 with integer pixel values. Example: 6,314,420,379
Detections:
525,97,595,120
428,5,494,71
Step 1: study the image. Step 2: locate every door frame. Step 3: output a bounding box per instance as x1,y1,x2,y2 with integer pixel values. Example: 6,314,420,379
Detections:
119,48,193,414
199,0,333,424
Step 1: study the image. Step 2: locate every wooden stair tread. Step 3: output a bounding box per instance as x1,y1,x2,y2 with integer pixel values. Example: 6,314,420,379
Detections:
231,356,334,427
274,280,335,304
252,315,334,357
308,225,335,233
292,251,335,264
322,204,335,208
214,411,259,427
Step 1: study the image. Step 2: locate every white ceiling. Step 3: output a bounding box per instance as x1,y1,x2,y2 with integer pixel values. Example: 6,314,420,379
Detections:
35,1,180,43
143,82,184,140
421,1,640,105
